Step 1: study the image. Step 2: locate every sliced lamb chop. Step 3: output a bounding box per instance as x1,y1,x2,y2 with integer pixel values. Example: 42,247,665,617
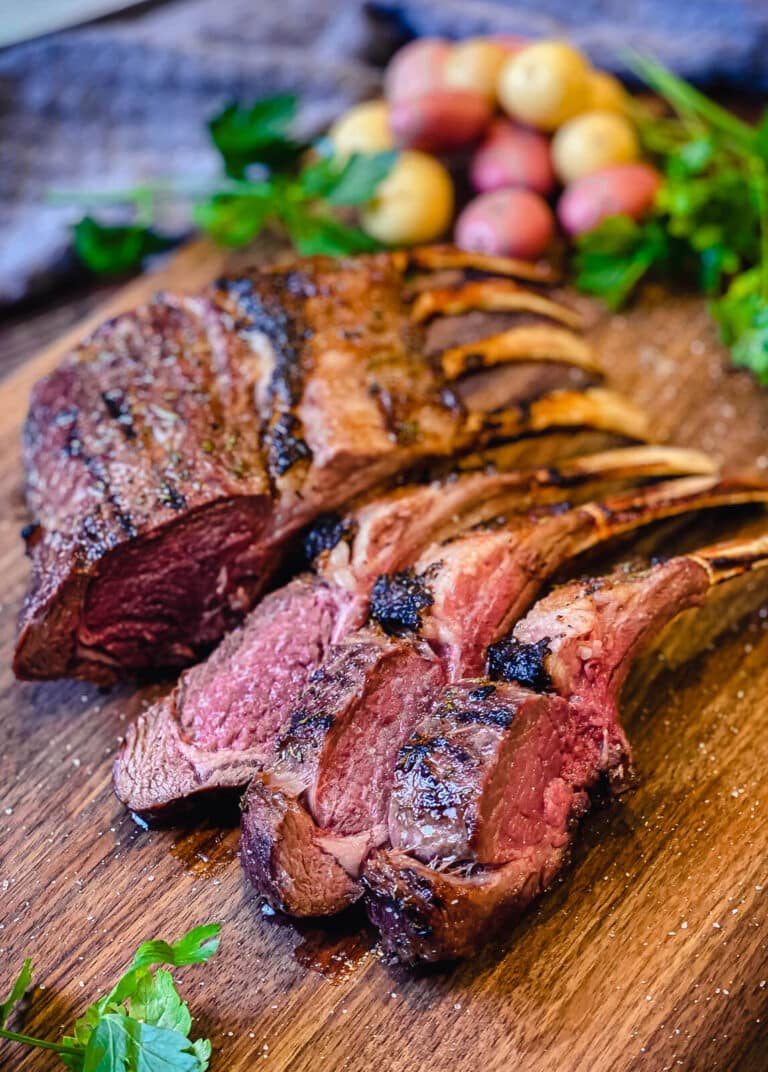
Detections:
241,482,768,918
371,475,768,677
116,445,705,815
242,630,447,914
362,534,768,963
17,246,608,685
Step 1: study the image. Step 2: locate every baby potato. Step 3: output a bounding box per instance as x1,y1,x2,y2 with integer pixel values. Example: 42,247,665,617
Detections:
328,100,393,156
552,110,638,184
470,118,555,196
384,38,452,102
497,41,590,131
389,89,492,152
493,34,529,54
557,162,662,235
455,188,554,259
443,37,510,102
587,70,628,113
361,150,454,245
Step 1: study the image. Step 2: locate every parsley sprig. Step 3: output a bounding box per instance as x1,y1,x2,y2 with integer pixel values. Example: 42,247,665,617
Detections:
0,923,221,1071
58,94,396,272
574,54,768,384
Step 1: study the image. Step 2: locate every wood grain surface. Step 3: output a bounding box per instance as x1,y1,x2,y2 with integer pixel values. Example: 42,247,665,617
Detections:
1,243,767,1072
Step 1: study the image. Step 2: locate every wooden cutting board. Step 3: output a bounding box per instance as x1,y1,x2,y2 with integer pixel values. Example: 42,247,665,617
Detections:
2,242,767,1072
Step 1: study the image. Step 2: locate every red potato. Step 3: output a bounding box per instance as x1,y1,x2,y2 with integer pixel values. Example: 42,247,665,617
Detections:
557,162,662,236
389,89,492,152
470,118,556,196
384,38,452,102
455,188,555,259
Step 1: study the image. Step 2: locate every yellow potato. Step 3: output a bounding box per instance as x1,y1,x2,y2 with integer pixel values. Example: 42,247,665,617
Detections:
361,150,454,246
552,109,638,184
587,70,628,113
328,100,394,156
497,41,590,131
443,38,510,102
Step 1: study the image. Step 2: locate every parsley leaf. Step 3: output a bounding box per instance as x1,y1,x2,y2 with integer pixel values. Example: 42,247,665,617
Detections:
0,959,33,1029
73,218,170,275
575,53,768,385
192,188,273,247
574,215,683,309
130,924,221,970
301,151,397,206
710,268,768,384
82,1016,203,1072
284,206,380,257
0,923,221,1071
209,95,307,178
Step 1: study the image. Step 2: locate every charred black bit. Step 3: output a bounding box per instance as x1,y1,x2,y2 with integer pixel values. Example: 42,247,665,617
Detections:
396,734,470,775
487,635,553,692
157,481,188,511
468,684,496,703
458,351,485,374
454,705,517,729
370,567,434,636
20,520,41,545
303,512,357,563
113,507,139,539
101,388,136,439
286,707,334,736
269,412,311,477
702,553,757,572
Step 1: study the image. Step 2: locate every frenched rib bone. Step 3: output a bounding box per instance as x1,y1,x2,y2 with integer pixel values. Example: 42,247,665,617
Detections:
17,248,634,685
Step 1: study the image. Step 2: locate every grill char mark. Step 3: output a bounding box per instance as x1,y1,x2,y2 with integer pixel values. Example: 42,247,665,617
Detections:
217,271,314,479
486,636,553,691
369,566,436,636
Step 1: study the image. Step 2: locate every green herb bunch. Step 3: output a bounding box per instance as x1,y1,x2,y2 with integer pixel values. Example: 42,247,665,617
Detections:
0,923,220,1070
64,94,396,272
574,54,768,383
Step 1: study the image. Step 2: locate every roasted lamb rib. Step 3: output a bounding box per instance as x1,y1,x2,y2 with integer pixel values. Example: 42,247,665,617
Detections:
362,534,768,962
16,246,641,685
114,446,716,816
241,479,768,917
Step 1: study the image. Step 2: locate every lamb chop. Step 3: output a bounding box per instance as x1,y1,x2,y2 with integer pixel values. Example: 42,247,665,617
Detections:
114,444,714,816
361,533,768,963
241,479,768,916
15,245,634,685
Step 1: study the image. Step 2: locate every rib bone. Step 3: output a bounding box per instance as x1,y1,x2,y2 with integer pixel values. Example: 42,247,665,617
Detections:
408,244,559,283
410,279,583,329
440,324,599,380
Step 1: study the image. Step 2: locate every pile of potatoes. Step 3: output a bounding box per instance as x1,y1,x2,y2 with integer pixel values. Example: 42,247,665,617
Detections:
329,38,661,259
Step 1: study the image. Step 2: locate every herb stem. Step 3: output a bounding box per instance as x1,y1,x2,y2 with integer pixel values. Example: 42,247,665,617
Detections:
625,51,756,152
0,1026,81,1056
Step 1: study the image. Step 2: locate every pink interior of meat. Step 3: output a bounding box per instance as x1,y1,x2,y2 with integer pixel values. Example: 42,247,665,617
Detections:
78,497,272,671
181,577,353,752
312,647,447,836
477,694,579,866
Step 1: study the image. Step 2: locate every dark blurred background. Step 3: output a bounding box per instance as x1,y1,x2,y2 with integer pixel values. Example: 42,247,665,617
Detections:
1,0,767,373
